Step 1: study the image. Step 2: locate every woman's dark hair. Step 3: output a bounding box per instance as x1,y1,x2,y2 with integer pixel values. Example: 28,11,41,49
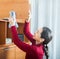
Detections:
41,27,52,59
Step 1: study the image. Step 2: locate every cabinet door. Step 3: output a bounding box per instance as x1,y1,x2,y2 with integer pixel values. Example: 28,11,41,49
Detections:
0,48,6,59
0,46,16,59
0,0,29,19
0,21,7,44
16,46,26,59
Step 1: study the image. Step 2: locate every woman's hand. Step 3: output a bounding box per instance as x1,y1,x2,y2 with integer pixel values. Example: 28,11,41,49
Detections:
26,18,31,22
8,17,18,28
8,17,15,27
26,10,31,22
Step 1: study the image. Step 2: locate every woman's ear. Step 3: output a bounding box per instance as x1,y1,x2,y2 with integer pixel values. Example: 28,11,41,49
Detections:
42,38,45,42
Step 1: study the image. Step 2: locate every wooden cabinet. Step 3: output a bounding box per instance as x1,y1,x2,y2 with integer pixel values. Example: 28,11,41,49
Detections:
0,0,29,59
0,44,26,59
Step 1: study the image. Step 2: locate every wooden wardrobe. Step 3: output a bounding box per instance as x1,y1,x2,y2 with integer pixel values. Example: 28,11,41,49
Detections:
0,0,30,59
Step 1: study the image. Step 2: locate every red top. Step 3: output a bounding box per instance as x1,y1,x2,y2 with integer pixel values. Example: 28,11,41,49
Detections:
11,21,44,59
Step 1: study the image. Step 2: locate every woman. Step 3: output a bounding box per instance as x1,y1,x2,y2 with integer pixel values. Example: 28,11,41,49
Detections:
9,18,52,59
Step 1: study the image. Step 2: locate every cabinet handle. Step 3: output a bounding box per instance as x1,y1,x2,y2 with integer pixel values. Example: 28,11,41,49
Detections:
3,48,9,50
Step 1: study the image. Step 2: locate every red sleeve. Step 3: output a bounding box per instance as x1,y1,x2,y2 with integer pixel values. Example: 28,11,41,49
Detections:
23,21,35,43
11,26,35,52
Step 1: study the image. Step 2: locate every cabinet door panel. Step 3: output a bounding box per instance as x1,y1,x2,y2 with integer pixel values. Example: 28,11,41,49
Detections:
0,47,16,59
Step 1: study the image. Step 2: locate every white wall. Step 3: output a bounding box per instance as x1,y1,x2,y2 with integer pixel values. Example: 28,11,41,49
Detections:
29,0,60,59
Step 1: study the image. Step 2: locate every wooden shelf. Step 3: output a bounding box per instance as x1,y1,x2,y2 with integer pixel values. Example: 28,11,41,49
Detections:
0,19,25,23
